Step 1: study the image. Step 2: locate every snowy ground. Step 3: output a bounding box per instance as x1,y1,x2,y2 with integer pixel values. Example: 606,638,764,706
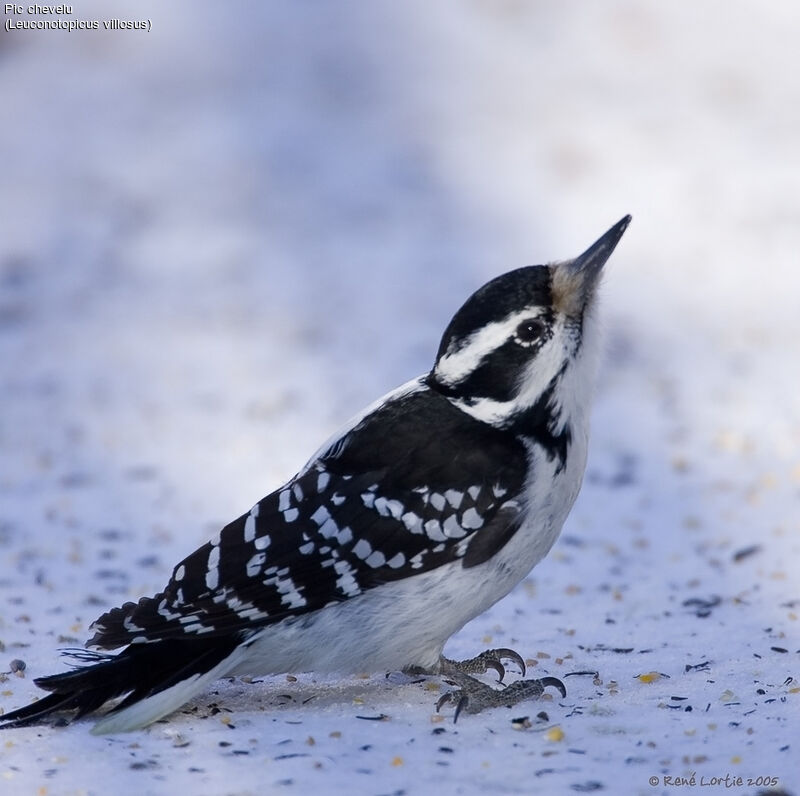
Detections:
0,2,798,794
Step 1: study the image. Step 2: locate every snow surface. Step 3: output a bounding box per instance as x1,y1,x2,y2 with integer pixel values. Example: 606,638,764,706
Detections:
0,1,798,794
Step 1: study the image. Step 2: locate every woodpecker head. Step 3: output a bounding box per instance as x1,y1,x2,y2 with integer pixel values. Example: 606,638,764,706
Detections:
429,216,631,435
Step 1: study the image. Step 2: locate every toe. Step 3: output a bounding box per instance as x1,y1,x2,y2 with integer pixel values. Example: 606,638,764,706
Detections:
492,648,526,677
540,676,567,698
484,658,506,681
436,689,470,722
435,692,452,713
453,694,469,723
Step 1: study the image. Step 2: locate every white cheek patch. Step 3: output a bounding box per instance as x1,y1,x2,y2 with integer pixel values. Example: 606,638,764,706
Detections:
449,320,571,426
514,332,571,418
434,307,547,387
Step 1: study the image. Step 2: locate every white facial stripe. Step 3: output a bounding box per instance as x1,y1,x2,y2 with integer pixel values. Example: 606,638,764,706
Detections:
434,307,546,387
449,318,570,426
511,326,572,425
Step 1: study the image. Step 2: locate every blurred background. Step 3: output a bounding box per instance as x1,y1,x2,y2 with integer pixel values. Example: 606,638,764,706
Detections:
2,1,797,504
0,1,798,791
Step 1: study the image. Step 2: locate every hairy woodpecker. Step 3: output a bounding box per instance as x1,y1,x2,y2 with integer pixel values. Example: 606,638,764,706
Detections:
1,216,631,733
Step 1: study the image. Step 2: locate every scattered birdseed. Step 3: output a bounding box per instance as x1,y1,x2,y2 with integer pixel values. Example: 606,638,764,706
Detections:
732,545,761,562
683,596,721,618
636,672,662,683
545,726,565,742
8,660,25,676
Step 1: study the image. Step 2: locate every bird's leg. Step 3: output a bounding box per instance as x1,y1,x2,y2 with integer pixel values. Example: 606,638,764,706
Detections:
439,647,527,682
433,650,566,722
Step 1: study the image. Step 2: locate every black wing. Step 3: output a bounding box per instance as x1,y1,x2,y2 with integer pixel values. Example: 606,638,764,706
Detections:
89,385,528,648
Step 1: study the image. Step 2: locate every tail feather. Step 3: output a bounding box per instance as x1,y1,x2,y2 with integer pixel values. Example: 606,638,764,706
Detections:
90,646,246,735
0,692,83,728
0,636,244,733
73,690,114,721
100,641,243,716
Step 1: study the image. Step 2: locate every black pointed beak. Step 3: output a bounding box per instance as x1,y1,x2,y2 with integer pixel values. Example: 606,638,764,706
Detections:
569,215,632,280
552,215,631,315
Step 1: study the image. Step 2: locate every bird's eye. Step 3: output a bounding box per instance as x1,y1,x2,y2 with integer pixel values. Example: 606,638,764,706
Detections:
514,319,545,346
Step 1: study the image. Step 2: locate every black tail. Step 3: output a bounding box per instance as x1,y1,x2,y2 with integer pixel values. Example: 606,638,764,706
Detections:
0,636,243,731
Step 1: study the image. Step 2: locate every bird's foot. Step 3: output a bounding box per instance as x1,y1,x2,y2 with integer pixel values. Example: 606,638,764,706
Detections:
436,673,566,721
439,647,527,682
434,650,566,722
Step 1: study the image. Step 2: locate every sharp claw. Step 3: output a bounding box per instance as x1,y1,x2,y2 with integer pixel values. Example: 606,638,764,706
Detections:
493,648,526,677
436,689,469,722
540,676,567,698
485,659,506,682
453,694,468,723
